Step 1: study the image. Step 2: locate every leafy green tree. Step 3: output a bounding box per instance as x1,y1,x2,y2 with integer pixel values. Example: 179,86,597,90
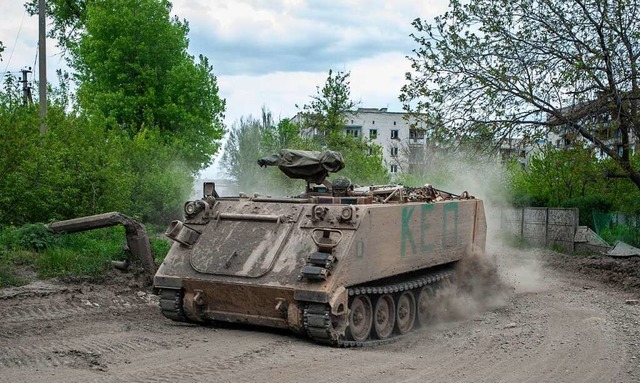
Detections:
30,0,226,172
262,116,307,154
297,70,358,137
510,144,600,207
0,76,134,224
26,0,87,52
298,70,389,185
3,1,223,226
221,108,325,196
126,128,193,223
507,144,640,226
401,0,640,189
69,0,225,171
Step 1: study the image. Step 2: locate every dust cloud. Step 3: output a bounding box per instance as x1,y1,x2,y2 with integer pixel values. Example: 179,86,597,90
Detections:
411,152,548,322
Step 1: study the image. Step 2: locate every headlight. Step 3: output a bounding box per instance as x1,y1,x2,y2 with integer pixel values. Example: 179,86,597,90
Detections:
184,201,197,216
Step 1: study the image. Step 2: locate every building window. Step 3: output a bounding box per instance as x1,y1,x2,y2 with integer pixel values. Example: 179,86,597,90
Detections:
369,129,378,139
393,121,396,126
372,121,375,125
409,129,425,139
390,164,398,173
346,128,360,138
390,146,398,157
391,130,399,139
408,129,425,146
368,147,373,155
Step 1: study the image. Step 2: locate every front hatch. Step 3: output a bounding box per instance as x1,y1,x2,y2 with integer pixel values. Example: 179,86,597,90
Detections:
190,203,301,278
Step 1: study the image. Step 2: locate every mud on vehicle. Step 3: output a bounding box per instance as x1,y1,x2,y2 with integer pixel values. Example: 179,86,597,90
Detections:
155,149,487,346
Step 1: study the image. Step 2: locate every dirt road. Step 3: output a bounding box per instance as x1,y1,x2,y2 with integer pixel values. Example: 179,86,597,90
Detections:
1,247,639,383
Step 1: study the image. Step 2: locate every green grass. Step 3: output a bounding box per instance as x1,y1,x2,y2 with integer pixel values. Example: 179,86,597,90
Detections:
0,265,28,287
0,223,172,287
550,243,567,254
0,252,34,288
599,224,640,248
151,236,171,264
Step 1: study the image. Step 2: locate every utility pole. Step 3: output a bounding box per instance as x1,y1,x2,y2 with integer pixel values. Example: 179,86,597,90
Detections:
38,0,47,134
19,67,33,105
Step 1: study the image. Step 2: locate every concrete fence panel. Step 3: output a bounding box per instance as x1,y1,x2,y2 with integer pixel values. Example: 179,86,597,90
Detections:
500,207,579,251
522,207,548,246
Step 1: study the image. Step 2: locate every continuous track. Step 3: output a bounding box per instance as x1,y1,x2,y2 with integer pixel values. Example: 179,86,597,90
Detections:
159,288,187,322
303,270,452,347
159,269,452,347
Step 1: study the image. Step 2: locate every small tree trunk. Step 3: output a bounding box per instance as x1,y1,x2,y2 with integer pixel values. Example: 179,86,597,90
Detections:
630,172,640,190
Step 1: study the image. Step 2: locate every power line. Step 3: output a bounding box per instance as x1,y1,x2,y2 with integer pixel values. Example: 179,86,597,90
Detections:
1,9,28,78
33,41,39,73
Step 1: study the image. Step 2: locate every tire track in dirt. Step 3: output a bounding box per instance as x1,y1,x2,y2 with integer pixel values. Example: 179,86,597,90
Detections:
0,248,638,383
0,334,172,369
91,339,294,383
0,296,154,326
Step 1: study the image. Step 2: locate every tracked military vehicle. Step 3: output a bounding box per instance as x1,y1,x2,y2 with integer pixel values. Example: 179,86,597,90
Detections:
154,150,487,346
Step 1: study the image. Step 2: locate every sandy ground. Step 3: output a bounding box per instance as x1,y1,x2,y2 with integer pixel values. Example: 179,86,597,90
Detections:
1,247,639,383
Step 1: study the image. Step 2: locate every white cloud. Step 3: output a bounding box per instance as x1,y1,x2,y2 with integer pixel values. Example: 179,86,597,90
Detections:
216,51,411,127
171,0,435,75
217,70,326,124
348,52,412,112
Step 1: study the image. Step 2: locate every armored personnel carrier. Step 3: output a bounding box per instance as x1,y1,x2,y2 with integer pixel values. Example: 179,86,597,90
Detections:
155,150,486,346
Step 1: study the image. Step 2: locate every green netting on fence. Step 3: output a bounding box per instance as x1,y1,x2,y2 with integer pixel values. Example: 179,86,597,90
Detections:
592,211,640,247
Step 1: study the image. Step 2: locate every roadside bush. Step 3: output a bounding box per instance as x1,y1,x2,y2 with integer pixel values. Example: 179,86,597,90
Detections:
151,236,172,264
0,267,28,287
126,128,194,224
599,224,640,248
564,196,613,227
0,224,171,286
0,224,57,251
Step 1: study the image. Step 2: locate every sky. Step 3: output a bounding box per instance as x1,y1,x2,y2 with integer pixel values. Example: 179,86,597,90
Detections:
0,0,449,176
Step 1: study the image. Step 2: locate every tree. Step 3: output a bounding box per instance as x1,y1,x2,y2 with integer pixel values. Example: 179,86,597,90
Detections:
0,75,135,224
297,70,358,137
26,0,87,52
1,1,223,225
298,70,389,184
72,0,225,171
401,0,640,189
221,114,268,193
507,144,640,226
261,116,306,154
29,0,225,171
510,144,599,207
221,108,313,195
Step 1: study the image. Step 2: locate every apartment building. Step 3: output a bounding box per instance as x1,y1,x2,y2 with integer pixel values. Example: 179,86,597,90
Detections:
547,106,638,159
296,107,557,173
297,107,430,175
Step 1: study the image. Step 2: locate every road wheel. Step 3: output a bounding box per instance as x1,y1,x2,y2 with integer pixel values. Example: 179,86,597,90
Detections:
416,286,435,327
373,294,395,339
395,291,416,334
346,295,373,342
